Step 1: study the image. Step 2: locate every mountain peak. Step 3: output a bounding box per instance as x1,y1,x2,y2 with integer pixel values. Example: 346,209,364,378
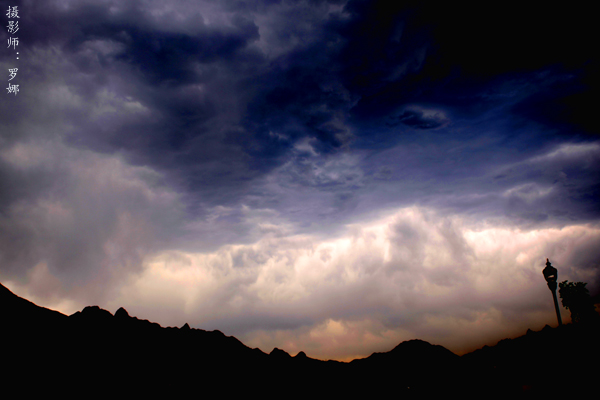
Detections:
270,347,292,359
115,307,130,318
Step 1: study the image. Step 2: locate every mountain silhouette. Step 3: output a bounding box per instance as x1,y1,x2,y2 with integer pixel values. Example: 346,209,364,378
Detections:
1,282,598,397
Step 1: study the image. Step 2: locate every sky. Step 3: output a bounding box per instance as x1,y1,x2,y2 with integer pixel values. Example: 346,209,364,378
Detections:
1,0,599,361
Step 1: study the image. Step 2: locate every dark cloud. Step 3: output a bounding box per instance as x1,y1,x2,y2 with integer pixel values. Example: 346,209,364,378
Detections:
387,107,449,129
243,40,358,154
6,0,595,201
336,1,599,138
510,63,600,136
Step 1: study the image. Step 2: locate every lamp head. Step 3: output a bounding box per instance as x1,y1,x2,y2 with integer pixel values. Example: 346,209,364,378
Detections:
543,258,557,284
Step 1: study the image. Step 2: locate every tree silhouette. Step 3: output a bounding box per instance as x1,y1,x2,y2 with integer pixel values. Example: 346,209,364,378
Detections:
558,280,598,324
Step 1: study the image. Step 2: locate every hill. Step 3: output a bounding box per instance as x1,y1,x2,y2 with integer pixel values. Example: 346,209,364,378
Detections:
1,282,598,397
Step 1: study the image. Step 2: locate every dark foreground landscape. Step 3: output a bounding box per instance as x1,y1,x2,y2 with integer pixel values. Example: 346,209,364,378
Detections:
2,282,598,398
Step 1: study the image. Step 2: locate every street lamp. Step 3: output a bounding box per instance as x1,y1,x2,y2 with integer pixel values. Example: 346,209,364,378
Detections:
543,258,562,326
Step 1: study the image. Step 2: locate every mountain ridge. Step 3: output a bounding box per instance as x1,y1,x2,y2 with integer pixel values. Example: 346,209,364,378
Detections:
2,282,598,397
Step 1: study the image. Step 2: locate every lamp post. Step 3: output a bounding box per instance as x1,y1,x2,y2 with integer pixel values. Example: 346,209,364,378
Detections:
543,258,562,326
